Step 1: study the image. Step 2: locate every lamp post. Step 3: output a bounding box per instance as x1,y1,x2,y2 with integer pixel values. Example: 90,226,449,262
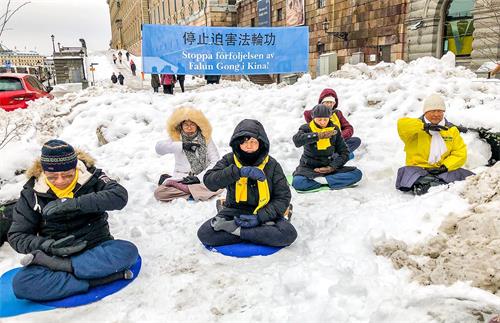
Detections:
322,18,348,41
50,35,55,53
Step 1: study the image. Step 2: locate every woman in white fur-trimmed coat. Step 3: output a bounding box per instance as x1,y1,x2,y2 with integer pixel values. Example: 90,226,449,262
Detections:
154,107,223,202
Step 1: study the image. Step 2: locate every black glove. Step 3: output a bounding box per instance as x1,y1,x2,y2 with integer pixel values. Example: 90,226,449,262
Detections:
40,235,88,257
180,176,200,185
182,142,200,151
423,123,449,132
43,198,80,218
427,165,448,175
240,167,266,181
235,214,260,228
455,125,468,133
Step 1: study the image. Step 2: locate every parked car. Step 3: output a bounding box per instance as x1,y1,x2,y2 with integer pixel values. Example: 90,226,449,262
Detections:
0,73,53,111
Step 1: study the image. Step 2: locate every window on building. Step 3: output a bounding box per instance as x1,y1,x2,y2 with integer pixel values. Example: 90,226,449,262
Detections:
317,0,326,9
157,6,161,22
277,8,283,21
174,0,177,12
443,0,475,57
251,18,255,27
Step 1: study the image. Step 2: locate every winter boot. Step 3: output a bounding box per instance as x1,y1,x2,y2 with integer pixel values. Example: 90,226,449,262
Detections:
158,173,171,185
21,250,73,273
413,183,430,195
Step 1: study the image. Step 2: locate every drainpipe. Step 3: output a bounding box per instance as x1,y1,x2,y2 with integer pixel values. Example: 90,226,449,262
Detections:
401,0,407,61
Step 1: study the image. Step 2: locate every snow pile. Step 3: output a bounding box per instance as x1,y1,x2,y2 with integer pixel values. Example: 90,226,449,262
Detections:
333,52,477,80
375,163,500,294
0,51,499,322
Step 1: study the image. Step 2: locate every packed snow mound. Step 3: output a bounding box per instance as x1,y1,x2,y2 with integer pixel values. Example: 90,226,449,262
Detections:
375,163,500,295
333,52,477,80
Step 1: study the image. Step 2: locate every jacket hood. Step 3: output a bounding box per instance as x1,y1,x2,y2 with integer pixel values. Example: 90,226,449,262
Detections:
167,107,212,141
230,119,270,164
26,149,95,179
318,88,339,109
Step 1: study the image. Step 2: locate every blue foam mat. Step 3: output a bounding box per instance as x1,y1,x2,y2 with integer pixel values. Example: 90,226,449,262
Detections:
205,242,282,258
0,256,141,318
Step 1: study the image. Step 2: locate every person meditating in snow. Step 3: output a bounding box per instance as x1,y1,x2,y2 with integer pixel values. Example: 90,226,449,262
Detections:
197,119,297,247
304,88,361,157
292,104,362,191
154,107,222,202
396,93,474,195
8,139,138,301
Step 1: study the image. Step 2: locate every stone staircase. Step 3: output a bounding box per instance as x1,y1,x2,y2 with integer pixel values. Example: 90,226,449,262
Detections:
247,74,274,85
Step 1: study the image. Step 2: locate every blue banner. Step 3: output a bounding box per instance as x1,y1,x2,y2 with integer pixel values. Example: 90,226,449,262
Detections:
141,25,309,75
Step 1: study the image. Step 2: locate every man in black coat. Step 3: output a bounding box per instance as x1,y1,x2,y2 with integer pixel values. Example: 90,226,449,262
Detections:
176,74,185,92
8,139,138,301
197,119,297,247
292,104,362,191
117,72,124,85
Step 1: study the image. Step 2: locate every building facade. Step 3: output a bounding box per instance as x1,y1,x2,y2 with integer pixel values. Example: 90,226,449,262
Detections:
108,0,500,78
0,45,46,67
407,0,500,71
108,0,149,54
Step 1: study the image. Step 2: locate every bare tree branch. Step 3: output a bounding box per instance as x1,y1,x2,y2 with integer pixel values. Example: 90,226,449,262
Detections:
0,118,30,151
0,0,30,39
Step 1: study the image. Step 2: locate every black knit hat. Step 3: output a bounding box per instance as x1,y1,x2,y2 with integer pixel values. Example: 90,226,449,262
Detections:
311,104,332,118
40,139,78,172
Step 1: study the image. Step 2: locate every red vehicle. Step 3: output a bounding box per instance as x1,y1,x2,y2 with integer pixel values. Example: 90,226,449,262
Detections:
0,73,54,112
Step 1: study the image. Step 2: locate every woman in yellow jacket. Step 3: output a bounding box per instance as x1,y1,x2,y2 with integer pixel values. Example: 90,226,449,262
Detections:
396,94,474,195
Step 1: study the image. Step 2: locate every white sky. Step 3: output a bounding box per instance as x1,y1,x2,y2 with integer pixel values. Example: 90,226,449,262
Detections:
1,0,111,56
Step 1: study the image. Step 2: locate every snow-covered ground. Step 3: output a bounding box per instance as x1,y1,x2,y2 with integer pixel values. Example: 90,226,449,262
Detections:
0,51,499,322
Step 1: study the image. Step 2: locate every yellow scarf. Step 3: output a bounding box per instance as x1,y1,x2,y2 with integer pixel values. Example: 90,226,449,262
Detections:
330,113,341,129
309,120,335,150
233,155,270,215
45,170,79,198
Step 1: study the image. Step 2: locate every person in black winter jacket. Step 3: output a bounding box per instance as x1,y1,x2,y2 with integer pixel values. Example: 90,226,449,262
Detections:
292,104,362,191
197,119,297,247
8,139,138,301
111,72,118,84
117,72,124,85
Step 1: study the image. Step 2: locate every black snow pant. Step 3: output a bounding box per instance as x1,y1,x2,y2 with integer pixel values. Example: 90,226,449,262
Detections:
197,218,297,247
163,84,174,94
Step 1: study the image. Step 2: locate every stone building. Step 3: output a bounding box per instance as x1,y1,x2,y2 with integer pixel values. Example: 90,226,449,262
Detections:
0,45,45,67
108,0,150,54
108,0,500,78
407,0,500,72
108,0,236,56
52,47,87,86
